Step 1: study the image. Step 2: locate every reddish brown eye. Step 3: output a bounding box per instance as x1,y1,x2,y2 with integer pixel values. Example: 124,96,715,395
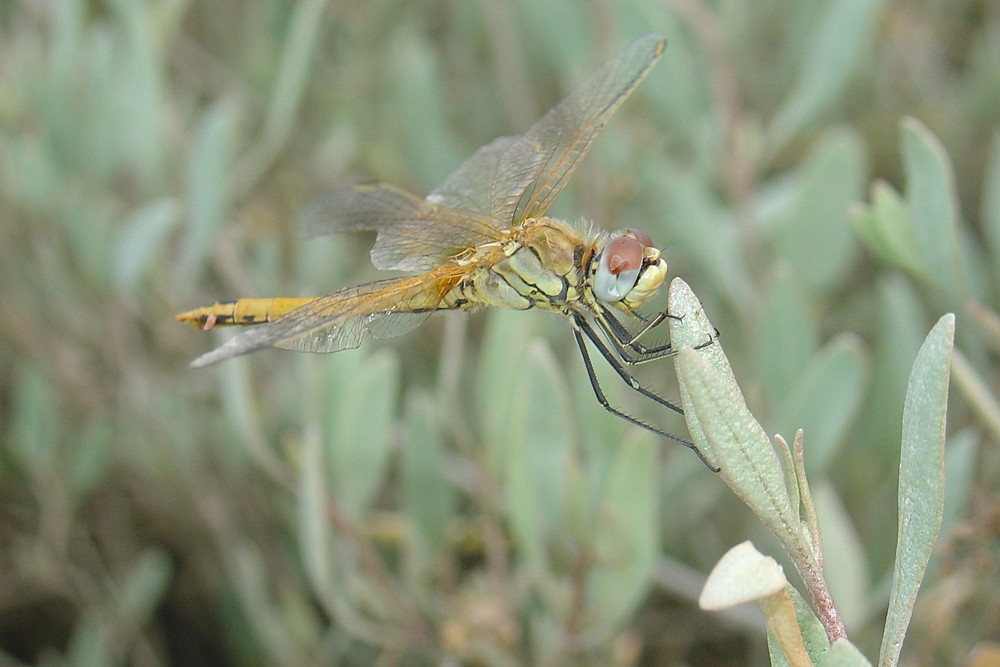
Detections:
626,228,654,248
603,235,644,275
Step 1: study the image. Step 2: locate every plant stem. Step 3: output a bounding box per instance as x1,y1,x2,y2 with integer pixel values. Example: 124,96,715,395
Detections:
793,549,847,643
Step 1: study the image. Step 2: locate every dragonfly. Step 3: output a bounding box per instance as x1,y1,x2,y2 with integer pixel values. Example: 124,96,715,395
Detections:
177,33,714,468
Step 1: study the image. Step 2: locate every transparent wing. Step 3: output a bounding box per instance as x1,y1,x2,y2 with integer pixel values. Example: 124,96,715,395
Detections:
189,267,467,367
428,137,518,214
507,33,665,222
301,182,504,271
428,135,546,224
301,181,426,238
297,34,664,271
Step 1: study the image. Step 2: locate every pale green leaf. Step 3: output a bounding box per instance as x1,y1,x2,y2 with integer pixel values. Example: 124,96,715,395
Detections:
670,280,797,541
66,613,112,667
10,367,60,479
117,548,172,625
401,390,454,554
232,0,328,196
659,170,755,308
982,132,1000,277
812,483,870,631
767,585,830,666
777,335,870,476
391,30,465,189
477,309,535,472
775,128,866,291
585,432,658,636
826,639,874,667
298,425,337,603
68,417,112,500
879,314,954,667
769,0,883,149
330,350,400,518
901,118,962,293
758,268,819,407
183,100,239,276
863,277,927,457
114,198,178,294
851,180,924,277
941,429,978,539
506,341,573,589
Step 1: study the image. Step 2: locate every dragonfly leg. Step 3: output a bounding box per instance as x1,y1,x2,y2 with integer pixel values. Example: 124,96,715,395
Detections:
576,316,683,414
600,307,718,362
599,309,675,361
572,317,719,471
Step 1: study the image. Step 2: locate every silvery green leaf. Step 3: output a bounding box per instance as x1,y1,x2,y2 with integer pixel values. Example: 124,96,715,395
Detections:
585,432,658,636
878,314,954,667
669,279,798,545
901,118,962,294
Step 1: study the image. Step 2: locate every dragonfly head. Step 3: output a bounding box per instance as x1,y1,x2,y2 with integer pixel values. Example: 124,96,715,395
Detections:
593,229,668,309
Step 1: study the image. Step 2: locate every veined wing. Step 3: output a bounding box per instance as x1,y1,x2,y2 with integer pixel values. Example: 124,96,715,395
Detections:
300,35,664,268
427,35,665,228
302,182,504,272
189,265,468,367
508,33,665,222
427,135,547,223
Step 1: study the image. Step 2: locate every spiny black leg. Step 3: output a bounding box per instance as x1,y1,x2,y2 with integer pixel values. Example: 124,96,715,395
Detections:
601,307,718,361
573,326,686,438
573,322,719,471
576,316,683,415
600,309,677,360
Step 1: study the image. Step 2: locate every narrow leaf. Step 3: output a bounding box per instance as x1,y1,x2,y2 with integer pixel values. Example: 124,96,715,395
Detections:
982,131,1000,280
505,341,573,589
758,269,819,407
769,0,883,149
826,639,874,667
183,100,238,276
401,390,454,554
660,170,755,308
330,350,400,519
114,198,178,294
777,334,870,476
118,548,172,624
299,425,337,602
879,314,954,667
669,280,797,544
775,128,866,291
585,432,658,636
851,180,925,280
901,118,962,293
812,483,870,630
477,310,534,472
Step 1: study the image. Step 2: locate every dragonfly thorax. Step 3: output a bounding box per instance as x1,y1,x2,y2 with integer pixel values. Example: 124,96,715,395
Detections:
592,229,668,309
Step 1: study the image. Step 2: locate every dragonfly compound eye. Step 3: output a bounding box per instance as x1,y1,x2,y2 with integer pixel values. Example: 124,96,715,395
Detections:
593,231,669,307
594,235,644,303
625,228,654,248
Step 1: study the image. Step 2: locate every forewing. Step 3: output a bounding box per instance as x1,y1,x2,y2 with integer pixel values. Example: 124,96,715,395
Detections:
295,35,663,271
189,269,464,367
301,182,503,271
509,33,665,222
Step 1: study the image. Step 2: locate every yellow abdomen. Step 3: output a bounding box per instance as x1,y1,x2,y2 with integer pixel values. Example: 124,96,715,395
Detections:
176,298,318,330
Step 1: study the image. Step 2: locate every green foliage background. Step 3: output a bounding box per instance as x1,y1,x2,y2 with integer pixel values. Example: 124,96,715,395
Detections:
1,0,997,664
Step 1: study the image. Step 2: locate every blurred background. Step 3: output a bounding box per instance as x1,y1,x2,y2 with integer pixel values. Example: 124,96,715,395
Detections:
1,0,998,664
